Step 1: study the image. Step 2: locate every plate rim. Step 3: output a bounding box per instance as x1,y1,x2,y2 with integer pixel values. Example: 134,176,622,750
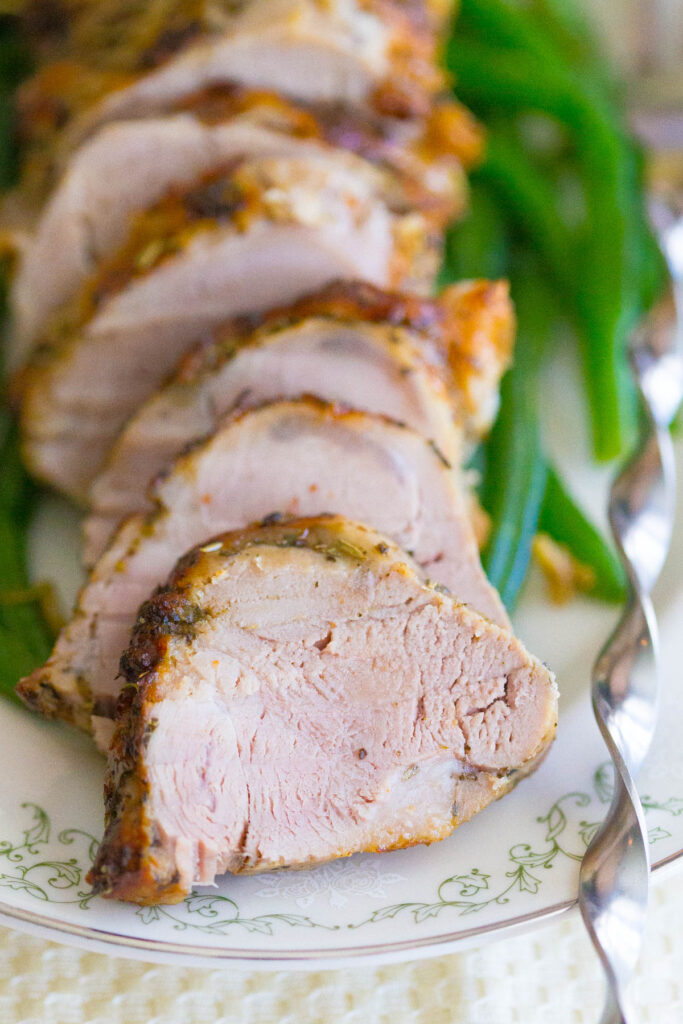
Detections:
0,847,680,969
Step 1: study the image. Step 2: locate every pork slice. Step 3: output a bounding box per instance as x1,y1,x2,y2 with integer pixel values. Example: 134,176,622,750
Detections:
84,277,513,554
8,113,395,368
86,515,557,903
84,316,460,564
17,398,509,735
66,0,441,144
10,91,460,368
21,155,435,500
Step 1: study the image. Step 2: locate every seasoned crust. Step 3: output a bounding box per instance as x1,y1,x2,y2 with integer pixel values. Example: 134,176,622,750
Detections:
15,672,93,731
119,513,398,685
172,278,515,441
88,699,188,905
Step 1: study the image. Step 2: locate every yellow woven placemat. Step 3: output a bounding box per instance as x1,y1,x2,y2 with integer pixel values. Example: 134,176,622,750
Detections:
1,872,681,1024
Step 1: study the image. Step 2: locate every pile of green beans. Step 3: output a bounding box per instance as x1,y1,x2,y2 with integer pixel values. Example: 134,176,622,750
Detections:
448,0,665,460
442,0,664,608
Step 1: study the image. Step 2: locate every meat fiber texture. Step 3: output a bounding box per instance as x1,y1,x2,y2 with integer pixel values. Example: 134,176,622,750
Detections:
20,153,439,500
17,398,509,740
87,515,558,905
84,278,509,564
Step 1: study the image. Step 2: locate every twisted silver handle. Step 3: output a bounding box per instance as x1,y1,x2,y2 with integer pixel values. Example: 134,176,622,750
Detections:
578,199,683,1024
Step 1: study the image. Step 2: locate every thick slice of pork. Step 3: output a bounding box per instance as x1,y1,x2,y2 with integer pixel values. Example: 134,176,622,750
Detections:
7,114,386,367
84,279,514,564
21,155,437,500
85,325,459,565
17,399,509,736
8,92,469,367
10,55,479,218
86,515,557,903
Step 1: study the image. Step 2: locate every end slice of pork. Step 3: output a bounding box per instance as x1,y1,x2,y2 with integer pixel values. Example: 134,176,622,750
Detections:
21,155,437,500
17,398,509,735
84,299,461,564
86,515,558,904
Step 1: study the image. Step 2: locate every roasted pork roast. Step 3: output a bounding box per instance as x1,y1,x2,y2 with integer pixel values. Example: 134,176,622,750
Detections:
10,0,560,907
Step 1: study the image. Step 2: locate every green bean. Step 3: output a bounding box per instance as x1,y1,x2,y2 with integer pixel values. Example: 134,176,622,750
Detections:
539,466,627,603
439,179,509,285
480,380,547,609
479,260,554,609
527,0,616,101
474,130,574,296
447,32,641,459
457,0,569,63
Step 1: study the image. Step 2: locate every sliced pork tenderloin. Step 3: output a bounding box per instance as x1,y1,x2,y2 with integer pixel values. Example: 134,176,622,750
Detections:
84,321,458,564
27,0,443,144
8,110,392,367
7,89,476,367
85,279,513,563
17,398,509,736
10,52,480,217
83,280,511,565
86,515,557,904
20,155,440,500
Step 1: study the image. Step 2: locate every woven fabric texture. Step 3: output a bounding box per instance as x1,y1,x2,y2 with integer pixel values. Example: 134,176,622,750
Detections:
0,872,680,1024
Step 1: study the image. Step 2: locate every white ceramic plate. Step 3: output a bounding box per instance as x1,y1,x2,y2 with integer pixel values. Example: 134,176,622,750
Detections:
1,355,682,969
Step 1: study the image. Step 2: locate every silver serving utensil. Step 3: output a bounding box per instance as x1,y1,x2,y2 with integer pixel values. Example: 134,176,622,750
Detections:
578,196,683,1024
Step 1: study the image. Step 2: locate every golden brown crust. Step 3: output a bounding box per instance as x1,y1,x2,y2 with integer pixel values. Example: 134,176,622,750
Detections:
172,279,514,437
241,278,447,338
87,679,190,905
419,100,485,171
440,279,516,430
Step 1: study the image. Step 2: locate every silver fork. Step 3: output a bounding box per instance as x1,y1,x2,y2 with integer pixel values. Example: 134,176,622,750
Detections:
578,197,683,1023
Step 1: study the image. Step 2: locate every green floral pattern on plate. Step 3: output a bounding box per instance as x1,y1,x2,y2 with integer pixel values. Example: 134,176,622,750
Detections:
1,764,681,937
